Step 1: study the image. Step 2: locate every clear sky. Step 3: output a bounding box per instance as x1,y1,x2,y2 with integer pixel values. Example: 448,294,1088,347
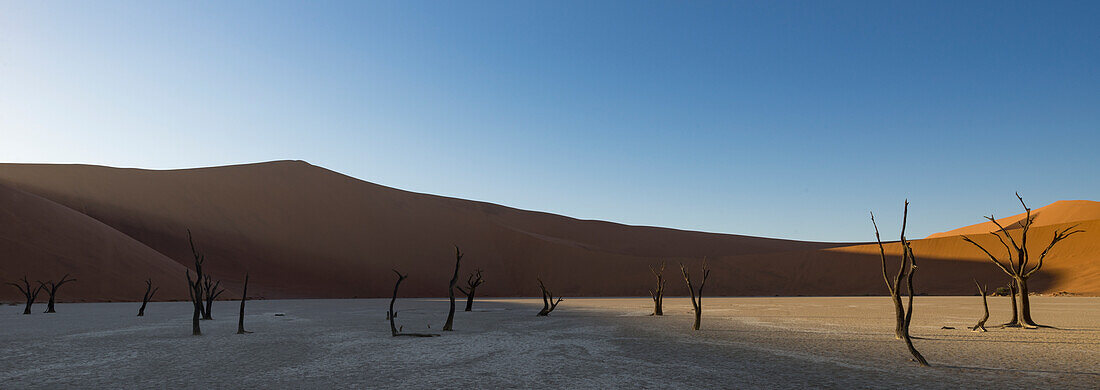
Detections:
2,1,1098,242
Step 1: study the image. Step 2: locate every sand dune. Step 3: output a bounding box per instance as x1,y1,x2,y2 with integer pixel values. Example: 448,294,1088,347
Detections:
927,199,1100,238
0,161,1095,301
0,183,192,302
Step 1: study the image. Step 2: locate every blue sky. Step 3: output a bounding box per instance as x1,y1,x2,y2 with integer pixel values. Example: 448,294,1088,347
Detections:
2,1,1098,242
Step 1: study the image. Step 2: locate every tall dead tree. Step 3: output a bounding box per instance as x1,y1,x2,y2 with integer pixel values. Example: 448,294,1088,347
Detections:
535,278,563,316
456,269,484,312
237,274,251,334
388,269,438,337
186,229,205,336
7,276,44,315
137,279,159,317
680,259,710,330
649,262,666,316
961,193,1084,328
201,274,225,320
443,246,463,331
871,201,929,367
969,280,989,332
40,274,76,313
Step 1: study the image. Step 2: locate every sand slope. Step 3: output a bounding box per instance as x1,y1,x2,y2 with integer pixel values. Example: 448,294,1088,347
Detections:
0,161,1095,300
927,200,1100,238
0,183,192,302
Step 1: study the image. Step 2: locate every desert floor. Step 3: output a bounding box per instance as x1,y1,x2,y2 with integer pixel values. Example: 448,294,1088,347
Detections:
1,296,1097,389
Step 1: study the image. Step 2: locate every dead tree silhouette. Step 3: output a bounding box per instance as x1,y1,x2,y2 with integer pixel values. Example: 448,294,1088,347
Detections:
186,229,206,336
457,269,484,312
679,259,710,330
970,280,989,332
961,193,1084,328
237,274,252,334
137,279,159,317
201,274,225,320
388,270,438,337
535,278,563,316
40,274,76,313
443,246,463,331
7,276,44,314
649,262,667,316
871,201,929,367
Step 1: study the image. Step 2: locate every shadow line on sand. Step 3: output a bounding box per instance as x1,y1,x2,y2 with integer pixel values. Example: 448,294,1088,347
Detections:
940,364,1100,377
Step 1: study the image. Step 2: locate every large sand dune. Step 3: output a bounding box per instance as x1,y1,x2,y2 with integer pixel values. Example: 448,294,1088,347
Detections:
0,161,1096,301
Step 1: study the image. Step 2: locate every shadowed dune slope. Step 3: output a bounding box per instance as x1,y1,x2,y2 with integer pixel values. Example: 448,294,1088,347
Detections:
0,183,192,302
0,161,1095,300
927,200,1100,238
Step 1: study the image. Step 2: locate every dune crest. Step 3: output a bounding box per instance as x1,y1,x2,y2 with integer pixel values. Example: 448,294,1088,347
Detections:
1,161,1095,301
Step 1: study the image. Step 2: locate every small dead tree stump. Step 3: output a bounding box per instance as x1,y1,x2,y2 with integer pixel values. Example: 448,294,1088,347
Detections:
137,279,159,317
969,280,989,332
536,278,563,316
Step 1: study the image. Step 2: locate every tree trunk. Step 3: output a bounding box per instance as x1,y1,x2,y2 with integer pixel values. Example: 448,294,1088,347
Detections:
203,297,214,320
1017,276,1039,328
237,274,250,334
970,282,988,332
902,249,929,367
1003,281,1019,327
890,292,905,339
692,305,701,330
653,296,663,316
45,294,56,313
192,301,201,336
138,300,149,317
464,288,475,312
443,247,462,331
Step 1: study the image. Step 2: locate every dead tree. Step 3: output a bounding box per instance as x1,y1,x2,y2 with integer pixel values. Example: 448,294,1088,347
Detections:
535,278,563,316
201,274,225,320
456,269,484,312
443,246,463,331
237,274,251,334
969,280,989,332
961,193,1084,328
6,276,44,315
649,262,666,316
679,259,710,330
137,279,159,317
872,208,909,340
40,274,76,313
388,269,439,337
186,229,205,335
871,201,929,366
